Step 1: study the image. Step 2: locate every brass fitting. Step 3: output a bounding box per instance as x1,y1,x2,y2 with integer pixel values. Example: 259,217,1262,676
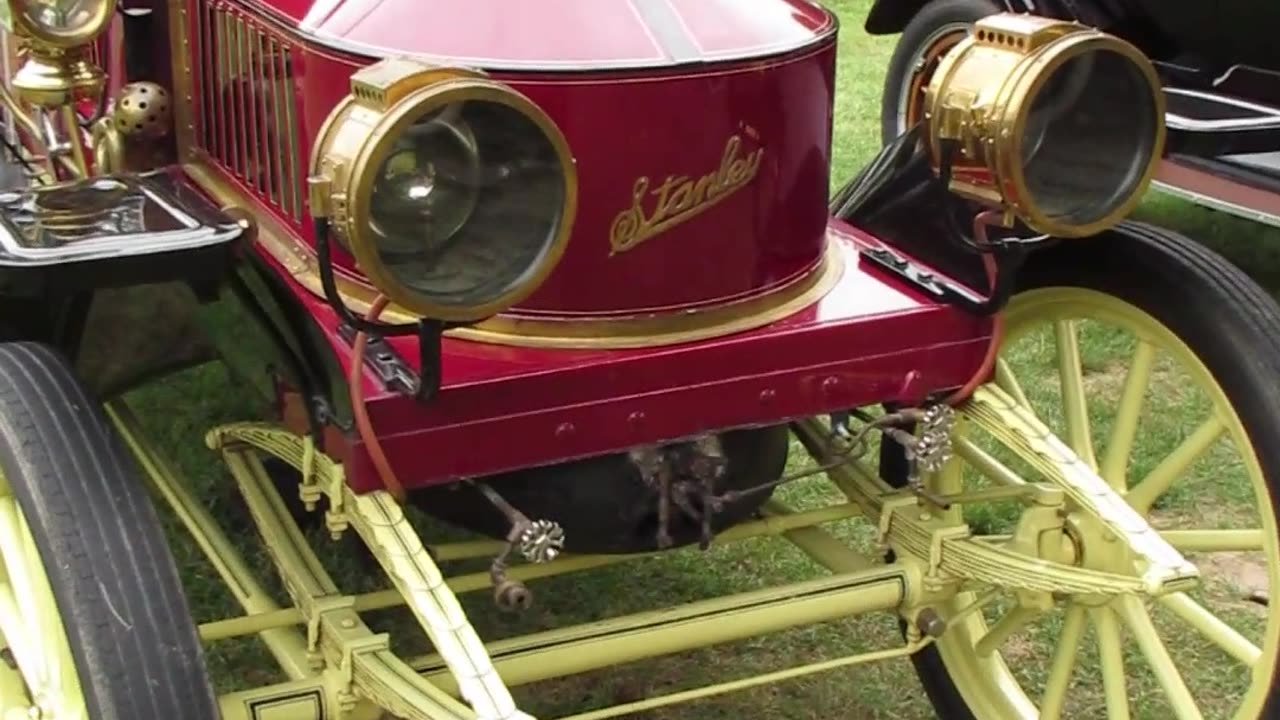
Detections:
111,82,172,139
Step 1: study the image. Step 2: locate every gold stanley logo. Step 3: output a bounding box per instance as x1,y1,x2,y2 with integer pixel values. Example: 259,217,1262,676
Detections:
609,134,764,255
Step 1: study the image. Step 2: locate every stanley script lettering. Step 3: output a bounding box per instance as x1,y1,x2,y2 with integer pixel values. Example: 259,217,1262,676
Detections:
609,134,764,255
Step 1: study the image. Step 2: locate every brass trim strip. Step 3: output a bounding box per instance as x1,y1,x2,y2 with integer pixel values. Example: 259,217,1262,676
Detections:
445,249,843,349
167,0,196,161
185,161,843,350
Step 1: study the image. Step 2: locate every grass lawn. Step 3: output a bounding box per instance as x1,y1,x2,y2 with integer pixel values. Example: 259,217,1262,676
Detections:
129,0,1280,718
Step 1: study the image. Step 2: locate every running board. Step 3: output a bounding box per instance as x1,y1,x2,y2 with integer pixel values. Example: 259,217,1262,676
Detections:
1154,157,1280,229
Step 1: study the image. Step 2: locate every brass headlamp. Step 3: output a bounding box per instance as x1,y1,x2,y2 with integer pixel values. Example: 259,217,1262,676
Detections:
310,58,578,323
924,13,1165,237
1,0,117,104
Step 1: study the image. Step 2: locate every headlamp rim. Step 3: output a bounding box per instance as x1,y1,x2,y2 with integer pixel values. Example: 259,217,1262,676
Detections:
998,31,1166,238
6,0,117,49
329,75,578,323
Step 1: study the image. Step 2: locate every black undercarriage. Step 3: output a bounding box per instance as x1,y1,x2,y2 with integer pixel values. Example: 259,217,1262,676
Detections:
412,425,792,555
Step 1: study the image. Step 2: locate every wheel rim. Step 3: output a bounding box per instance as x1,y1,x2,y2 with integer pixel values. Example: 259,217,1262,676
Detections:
894,23,971,135
930,286,1280,719
0,468,87,720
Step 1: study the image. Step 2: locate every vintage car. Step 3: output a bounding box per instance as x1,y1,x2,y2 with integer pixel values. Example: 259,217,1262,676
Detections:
0,1,1277,719
872,0,1280,228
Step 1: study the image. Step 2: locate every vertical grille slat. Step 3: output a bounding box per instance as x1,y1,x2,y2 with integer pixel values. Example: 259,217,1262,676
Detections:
253,32,274,199
220,10,238,172
85,37,105,69
210,3,227,160
194,0,302,220
243,17,263,192
279,41,302,219
194,3,209,149
232,16,248,177
268,36,287,211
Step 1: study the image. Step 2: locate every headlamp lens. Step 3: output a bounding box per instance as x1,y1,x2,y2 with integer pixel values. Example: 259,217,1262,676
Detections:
1019,49,1159,227
369,105,480,257
15,0,105,41
368,98,567,312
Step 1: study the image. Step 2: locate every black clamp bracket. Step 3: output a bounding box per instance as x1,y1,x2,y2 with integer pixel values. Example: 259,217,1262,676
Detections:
315,218,444,403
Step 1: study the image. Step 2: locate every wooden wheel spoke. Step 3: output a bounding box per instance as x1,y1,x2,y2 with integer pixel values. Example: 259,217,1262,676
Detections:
0,498,46,689
1092,607,1131,720
1055,320,1098,469
1116,597,1205,720
0,582,41,693
1039,604,1087,720
995,358,1032,409
0,501,37,623
1158,592,1261,666
953,436,1027,487
1100,340,1156,490
1162,528,1265,553
1125,417,1227,513
973,606,1039,658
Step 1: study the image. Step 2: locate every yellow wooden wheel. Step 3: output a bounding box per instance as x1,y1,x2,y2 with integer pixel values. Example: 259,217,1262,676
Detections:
0,467,87,720
890,223,1280,719
0,342,217,720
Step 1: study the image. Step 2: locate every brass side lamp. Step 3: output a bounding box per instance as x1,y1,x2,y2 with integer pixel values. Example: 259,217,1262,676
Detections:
923,13,1166,238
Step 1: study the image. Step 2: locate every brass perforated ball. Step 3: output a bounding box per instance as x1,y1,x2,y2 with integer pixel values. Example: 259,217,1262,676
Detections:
113,82,172,138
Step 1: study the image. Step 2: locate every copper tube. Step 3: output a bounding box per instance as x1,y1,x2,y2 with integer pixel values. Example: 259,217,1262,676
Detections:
945,210,1006,405
349,295,407,500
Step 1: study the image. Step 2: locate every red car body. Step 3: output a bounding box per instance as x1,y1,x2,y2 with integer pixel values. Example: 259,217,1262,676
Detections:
104,0,991,492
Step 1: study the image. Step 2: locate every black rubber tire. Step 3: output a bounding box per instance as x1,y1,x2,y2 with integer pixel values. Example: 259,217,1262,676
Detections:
882,221,1280,718
0,342,218,720
879,0,1002,144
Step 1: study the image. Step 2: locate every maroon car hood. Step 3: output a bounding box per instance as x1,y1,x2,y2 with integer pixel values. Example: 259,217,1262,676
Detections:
251,0,836,70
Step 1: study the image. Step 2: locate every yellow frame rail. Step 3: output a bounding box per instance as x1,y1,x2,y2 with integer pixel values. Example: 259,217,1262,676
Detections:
101,373,1200,719
107,402,922,720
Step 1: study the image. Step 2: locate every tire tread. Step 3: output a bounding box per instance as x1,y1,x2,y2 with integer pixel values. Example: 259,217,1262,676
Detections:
0,342,216,720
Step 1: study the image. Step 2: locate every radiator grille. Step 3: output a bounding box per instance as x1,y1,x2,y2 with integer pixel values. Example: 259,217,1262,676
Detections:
192,1,302,220
86,37,104,68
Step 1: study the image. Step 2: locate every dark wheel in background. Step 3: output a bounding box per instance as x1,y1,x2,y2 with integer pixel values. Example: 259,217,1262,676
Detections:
879,0,1002,144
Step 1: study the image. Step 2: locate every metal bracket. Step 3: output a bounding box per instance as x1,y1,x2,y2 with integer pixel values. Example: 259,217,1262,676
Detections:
337,322,418,396
860,247,988,310
312,395,353,433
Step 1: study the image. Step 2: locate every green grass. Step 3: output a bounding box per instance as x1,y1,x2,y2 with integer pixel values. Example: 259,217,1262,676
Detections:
131,0,1280,718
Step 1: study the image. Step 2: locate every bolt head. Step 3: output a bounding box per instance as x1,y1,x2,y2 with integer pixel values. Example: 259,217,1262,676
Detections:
916,608,947,637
